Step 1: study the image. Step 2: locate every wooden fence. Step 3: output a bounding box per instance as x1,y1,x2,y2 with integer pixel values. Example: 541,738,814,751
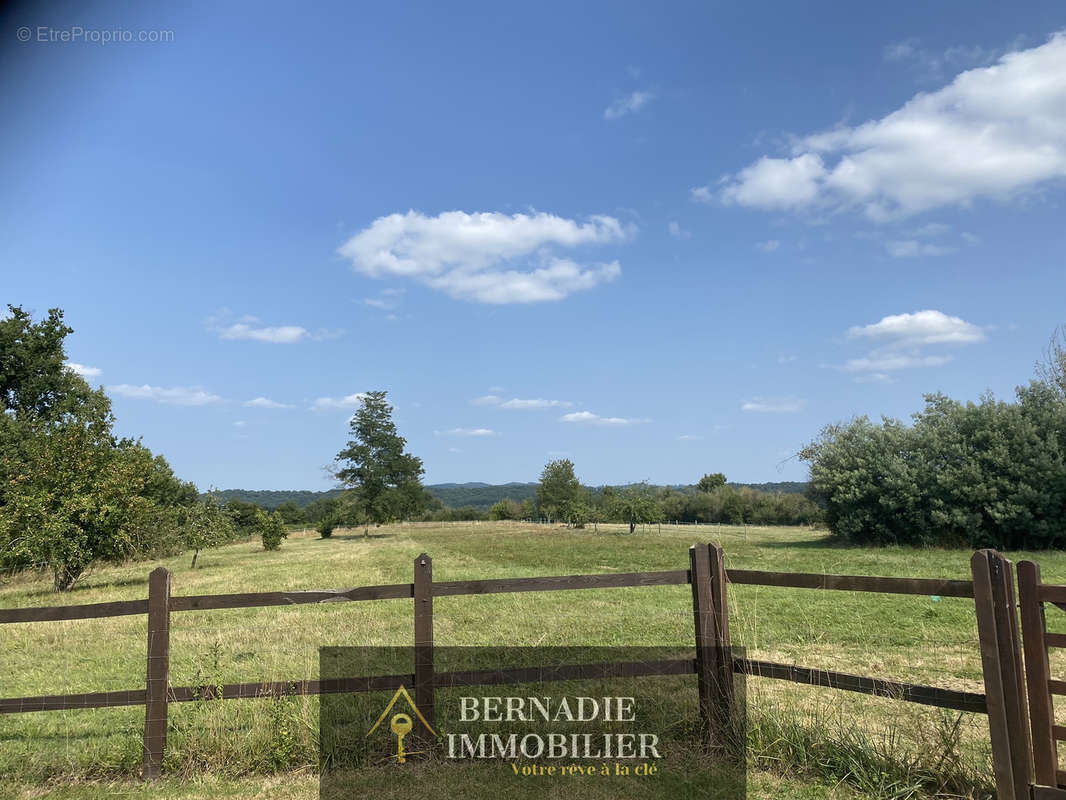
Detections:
0,544,1024,793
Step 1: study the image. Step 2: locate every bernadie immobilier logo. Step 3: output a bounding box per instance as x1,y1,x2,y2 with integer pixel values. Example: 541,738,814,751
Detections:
366,684,661,778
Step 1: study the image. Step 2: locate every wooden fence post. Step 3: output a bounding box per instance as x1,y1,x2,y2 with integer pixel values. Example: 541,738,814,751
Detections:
414,553,435,726
1018,560,1058,787
143,567,171,780
972,549,1031,800
691,543,734,756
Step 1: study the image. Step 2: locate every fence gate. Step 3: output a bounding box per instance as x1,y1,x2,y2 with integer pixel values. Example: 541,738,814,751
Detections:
1018,559,1066,799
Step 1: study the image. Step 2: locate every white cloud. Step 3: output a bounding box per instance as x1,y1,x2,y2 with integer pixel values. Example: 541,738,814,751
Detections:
471,395,504,406
234,420,248,427
846,310,986,347
66,362,101,378
690,186,714,204
885,240,957,258
559,410,647,426
717,33,1066,220
244,397,293,409
843,354,953,372
910,222,951,237
668,221,691,239
310,393,367,411
741,397,804,413
677,434,704,441
884,38,999,80
756,239,781,253
840,309,985,376
218,323,309,344
110,384,223,406
440,428,497,437
338,211,628,304
604,90,655,120
448,447,463,453
363,298,397,311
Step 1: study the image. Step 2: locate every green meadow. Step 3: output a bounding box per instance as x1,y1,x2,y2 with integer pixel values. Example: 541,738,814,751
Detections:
4,521,1063,799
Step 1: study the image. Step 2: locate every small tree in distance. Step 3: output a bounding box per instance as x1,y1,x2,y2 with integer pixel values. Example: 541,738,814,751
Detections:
536,459,581,523
334,391,426,536
696,473,727,493
259,509,287,551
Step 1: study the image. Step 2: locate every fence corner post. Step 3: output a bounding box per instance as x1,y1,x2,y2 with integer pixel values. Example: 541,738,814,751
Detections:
413,553,435,727
1018,559,1057,787
143,566,171,780
971,549,1031,800
691,542,735,759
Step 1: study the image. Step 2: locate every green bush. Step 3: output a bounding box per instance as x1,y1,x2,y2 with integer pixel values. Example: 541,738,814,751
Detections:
259,510,288,551
316,517,336,538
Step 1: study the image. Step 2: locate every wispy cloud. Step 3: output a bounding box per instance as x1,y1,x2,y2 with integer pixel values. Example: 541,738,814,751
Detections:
559,410,647,426
66,362,101,378
439,427,497,437
218,322,309,343
668,221,691,239
475,395,573,410
677,434,704,441
310,393,367,411
604,90,655,120
885,240,957,258
244,397,293,409
741,397,804,413
339,211,629,304
756,239,781,253
110,384,223,406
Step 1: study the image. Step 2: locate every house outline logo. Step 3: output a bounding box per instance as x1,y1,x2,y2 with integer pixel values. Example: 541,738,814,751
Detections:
365,685,437,763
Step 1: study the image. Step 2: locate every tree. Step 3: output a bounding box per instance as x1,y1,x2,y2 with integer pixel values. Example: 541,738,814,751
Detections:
334,391,426,536
488,499,521,521
182,496,235,568
0,306,195,589
696,473,727,493
259,509,288,550
611,483,661,533
1037,324,1066,399
536,459,580,521
275,502,305,525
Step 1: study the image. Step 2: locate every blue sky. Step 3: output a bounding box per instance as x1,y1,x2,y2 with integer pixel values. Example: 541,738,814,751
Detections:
2,1,1065,490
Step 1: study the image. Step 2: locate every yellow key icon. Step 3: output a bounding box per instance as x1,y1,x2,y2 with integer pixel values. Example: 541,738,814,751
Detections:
390,713,413,763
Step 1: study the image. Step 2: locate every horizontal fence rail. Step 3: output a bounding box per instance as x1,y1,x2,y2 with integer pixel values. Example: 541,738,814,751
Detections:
0,545,1000,782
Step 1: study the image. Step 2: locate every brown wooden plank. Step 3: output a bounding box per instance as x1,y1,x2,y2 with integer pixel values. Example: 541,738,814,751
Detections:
0,689,147,713
0,598,148,624
690,543,718,752
1046,633,1066,649
434,570,691,597
735,658,987,713
167,673,412,702
1000,552,1035,797
435,659,696,687
1050,680,1066,696
1019,560,1059,785
168,583,413,612
413,553,434,726
1054,725,1066,741
1034,785,1066,800
1038,585,1066,604
143,567,170,780
726,569,974,597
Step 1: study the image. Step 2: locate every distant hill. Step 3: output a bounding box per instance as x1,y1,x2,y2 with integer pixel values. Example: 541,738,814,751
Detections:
207,480,809,511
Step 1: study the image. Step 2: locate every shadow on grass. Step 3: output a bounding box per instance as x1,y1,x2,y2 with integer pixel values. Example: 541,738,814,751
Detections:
317,532,396,541
21,575,150,598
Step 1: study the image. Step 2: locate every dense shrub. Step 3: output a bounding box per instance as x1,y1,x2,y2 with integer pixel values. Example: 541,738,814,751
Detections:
316,517,336,538
801,385,1066,549
259,510,288,551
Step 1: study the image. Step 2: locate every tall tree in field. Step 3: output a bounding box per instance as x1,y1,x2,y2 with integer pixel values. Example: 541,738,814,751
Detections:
536,459,580,522
335,391,425,536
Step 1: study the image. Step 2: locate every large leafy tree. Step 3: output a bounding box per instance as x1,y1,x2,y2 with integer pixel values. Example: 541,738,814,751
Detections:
0,305,195,589
334,391,426,535
696,473,727,493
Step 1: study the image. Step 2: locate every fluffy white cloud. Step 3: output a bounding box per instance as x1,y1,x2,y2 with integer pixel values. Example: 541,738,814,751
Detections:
847,310,985,347
218,323,309,343
840,309,985,376
715,33,1066,219
310,393,367,411
604,90,655,120
65,362,101,377
110,384,223,406
244,397,293,409
338,211,628,304
440,428,497,437
741,397,804,413
559,410,646,426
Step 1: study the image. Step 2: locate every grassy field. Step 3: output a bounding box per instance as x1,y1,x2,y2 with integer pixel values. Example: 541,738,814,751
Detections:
3,521,1063,799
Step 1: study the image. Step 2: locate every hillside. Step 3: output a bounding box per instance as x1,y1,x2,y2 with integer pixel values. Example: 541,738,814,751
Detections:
208,480,810,511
